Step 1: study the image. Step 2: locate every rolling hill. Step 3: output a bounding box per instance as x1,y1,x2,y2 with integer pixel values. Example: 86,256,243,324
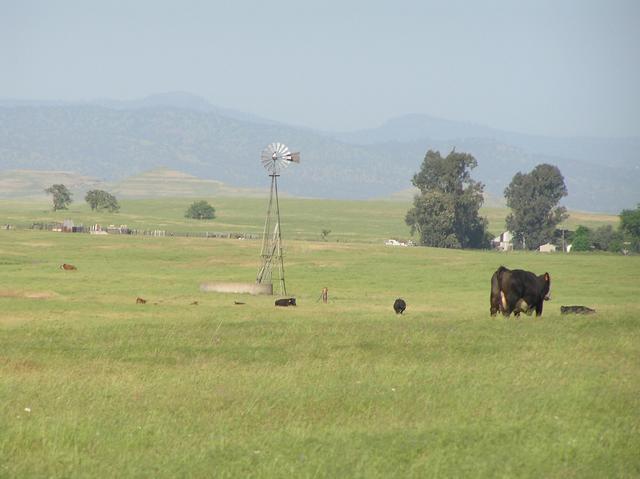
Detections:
0,168,269,200
0,92,638,212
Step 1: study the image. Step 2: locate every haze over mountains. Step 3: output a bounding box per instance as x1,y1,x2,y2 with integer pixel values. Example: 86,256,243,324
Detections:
0,92,638,213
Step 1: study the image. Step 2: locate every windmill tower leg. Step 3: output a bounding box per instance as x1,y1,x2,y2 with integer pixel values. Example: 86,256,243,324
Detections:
273,175,286,295
256,174,286,295
257,175,275,286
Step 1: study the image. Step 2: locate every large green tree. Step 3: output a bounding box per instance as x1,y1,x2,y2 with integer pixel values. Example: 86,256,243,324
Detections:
85,190,120,212
44,184,73,211
405,149,488,248
504,164,568,250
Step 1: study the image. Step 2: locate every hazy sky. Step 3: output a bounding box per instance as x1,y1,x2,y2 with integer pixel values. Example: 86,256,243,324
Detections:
2,0,639,137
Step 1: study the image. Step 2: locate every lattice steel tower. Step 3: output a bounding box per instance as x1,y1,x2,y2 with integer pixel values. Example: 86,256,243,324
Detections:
256,142,300,295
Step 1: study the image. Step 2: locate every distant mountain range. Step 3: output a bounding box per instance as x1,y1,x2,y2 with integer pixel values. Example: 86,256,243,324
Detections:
1,91,638,212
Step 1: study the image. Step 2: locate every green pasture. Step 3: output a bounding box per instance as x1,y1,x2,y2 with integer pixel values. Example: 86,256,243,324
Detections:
0,197,619,243
0,199,637,477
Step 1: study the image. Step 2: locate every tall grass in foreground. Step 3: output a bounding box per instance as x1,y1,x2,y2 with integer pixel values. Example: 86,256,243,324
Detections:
0,229,638,477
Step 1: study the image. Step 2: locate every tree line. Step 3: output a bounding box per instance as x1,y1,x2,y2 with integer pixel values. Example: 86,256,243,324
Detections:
42,161,639,253
44,185,121,213
405,148,640,252
44,185,215,220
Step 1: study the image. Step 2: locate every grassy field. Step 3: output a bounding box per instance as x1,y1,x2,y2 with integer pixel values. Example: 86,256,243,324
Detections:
0,197,620,242
1,199,638,477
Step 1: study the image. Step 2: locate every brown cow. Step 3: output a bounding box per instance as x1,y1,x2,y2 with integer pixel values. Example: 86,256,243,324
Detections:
136,297,147,304
60,263,77,270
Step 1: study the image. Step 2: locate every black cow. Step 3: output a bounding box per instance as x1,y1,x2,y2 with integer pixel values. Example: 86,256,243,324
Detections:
393,298,406,314
561,305,596,315
275,297,296,307
490,266,551,317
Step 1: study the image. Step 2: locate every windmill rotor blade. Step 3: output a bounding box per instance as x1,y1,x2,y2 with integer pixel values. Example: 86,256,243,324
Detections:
261,156,273,168
280,145,290,155
261,148,273,161
265,144,276,157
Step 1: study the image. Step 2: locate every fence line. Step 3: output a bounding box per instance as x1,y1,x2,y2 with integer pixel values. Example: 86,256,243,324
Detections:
22,222,258,240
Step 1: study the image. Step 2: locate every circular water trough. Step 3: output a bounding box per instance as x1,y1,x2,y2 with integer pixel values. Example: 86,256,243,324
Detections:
199,282,273,295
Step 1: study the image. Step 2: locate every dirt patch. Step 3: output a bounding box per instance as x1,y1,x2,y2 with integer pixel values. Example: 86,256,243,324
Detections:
94,244,128,250
0,290,58,300
184,257,257,268
0,356,42,372
301,242,355,252
19,242,54,248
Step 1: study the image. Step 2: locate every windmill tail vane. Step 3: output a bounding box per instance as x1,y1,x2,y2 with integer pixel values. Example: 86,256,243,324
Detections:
287,152,301,163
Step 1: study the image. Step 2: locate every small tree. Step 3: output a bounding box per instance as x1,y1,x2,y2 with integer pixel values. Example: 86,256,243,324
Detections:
185,200,216,220
504,164,568,250
591,225,622,252
44,184,73,211
85,190,120,212
320,229,331,241
571,226,592,252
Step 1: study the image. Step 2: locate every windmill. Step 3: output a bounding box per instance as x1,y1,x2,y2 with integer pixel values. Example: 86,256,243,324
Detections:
256,142,300,295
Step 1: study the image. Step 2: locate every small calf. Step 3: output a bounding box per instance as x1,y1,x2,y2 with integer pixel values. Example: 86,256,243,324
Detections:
275,297,296,307
136,297,147,304
561,305,596,315
60,263,77,271
393,298,406,314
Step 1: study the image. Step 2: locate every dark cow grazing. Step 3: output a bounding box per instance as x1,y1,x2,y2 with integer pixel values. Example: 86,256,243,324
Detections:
136,297,147,304
275,297,296,307
490,266,551,317
561,305,596,315
60,263,77,271
393,298,406,314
